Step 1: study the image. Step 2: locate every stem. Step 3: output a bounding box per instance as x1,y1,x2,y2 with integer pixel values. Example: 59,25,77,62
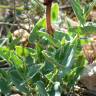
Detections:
46,4,51,32
46,2,54,35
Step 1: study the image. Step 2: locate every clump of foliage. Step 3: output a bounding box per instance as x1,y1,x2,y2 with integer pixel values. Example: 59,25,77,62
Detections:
0,0,96,95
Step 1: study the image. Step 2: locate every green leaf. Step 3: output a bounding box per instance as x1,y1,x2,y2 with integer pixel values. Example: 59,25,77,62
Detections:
0,78,10,94
42,62,54,75
0,47,23,68
42,50,58,65
32,18,46,33
10,51,23,68
53,31,70,46
51,3,59,22
10,70,23,85
65,48,75,68
0,47,11,61
58,44,76,78
61,44,74,65
55,43,70,64
7,32,20,49
15,46,29,57
29,18,46,43
67,65,84,87
0,69,11,94
35,43,44,62
10,70,28,93
84,1,96,19
21,64,42,85
25,55,34,66
36,81,47,96
38,31,59,47
69,25,96,36
69,0,85,25
0,69,10,81
28,65,40,79
54,31,70,41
